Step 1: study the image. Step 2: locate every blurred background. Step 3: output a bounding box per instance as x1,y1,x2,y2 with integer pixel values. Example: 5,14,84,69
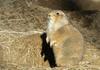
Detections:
0,0,100,11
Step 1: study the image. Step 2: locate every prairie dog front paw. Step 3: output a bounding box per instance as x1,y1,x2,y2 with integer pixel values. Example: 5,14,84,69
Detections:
46,37,50,43
50,41,57,47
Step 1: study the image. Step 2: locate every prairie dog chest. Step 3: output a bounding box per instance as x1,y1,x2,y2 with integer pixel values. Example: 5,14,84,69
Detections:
47,21,66,34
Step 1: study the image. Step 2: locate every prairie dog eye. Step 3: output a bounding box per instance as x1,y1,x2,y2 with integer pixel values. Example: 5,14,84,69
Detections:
56,12,59,15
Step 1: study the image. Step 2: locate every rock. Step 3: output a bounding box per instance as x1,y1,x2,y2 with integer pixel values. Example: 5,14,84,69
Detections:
31,0,79,10
0,31,50,68
75,0,100,11
30,0,100,11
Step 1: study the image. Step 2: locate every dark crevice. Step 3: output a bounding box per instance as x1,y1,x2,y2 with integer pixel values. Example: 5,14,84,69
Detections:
40,32,57,68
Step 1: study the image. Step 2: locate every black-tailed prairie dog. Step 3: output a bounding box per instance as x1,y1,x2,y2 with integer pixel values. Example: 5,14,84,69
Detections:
46,10,84,66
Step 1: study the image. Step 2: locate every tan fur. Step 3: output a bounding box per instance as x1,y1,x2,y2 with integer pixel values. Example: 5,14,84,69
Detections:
46,10,84,66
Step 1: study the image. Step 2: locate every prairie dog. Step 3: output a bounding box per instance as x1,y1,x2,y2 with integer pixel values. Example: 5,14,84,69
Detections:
46,10,84,66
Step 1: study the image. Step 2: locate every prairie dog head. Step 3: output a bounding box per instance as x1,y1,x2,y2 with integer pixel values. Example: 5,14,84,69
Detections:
48,10,68,25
